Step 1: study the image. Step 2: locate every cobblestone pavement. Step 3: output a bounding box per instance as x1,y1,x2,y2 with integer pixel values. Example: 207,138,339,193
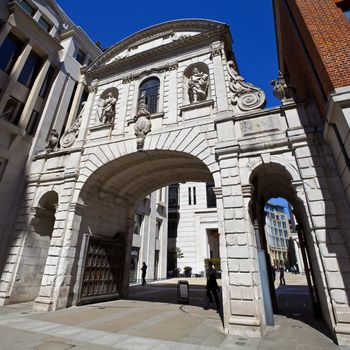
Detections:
0,274,347,350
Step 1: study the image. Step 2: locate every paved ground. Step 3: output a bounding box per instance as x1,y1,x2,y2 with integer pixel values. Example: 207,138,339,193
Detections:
0,274,347,349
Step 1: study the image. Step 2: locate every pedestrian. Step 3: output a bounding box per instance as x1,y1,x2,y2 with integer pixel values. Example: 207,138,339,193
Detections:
279,265,286,285
204,261,221,311
141,262,147,285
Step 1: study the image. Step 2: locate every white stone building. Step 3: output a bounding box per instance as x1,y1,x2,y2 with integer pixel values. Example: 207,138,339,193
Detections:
1,0,350,346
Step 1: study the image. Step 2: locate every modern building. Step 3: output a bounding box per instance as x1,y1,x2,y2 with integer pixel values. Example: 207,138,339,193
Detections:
1,0,350,346
264,202,291,267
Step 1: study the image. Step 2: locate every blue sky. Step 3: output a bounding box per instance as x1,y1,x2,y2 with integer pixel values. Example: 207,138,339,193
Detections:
57,0,280,108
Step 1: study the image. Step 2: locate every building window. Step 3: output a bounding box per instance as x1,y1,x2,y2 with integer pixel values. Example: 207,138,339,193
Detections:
18,51,43,88
0,34,24,73
156,219,162,239
39,65,55,98
38,17,52,32
133,214,143,235
26,110,40,136
138,77,160,114
188,187,192,205
19,0,36,16
188,186,196,205
167,213,178,238
168,184,179,208
129,247,139,283
75,49,85,65
206,183,217,208
1,96,24,125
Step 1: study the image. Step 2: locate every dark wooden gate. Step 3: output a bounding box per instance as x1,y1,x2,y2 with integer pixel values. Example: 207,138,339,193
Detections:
78,235,125,305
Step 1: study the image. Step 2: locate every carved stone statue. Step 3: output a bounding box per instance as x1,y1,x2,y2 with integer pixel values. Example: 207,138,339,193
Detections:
0,106,15,122
100,92,116,124
60,102,85,148
188,67,209,103
45,129,59,153
134,95,151,151
227,60,266,111
270,71,296,100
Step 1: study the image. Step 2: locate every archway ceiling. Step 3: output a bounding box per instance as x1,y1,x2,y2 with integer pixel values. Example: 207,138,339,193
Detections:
84,150,213,202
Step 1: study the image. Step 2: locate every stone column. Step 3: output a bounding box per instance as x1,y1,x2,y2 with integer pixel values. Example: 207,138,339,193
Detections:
0,21,12,47
0,42,33,114
217,151,263,337
165,62,178,124
210,42,229,112
18,59,51,129
65,78,86,129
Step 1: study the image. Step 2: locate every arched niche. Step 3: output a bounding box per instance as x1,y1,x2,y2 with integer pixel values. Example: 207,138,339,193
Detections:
184,63,210,104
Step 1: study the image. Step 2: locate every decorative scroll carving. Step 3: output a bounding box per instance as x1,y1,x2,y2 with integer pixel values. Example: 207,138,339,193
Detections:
100,92,117,124
188,67,209,103
122,76,134,84
167,62,178,71
227,60,266,111
88,79,98,93
45,129,59,153
134,94,151,151
60,102,85,148
270,71,296,100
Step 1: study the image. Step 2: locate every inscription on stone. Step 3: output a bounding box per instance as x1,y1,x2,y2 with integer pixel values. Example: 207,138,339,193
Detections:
240,116,279,136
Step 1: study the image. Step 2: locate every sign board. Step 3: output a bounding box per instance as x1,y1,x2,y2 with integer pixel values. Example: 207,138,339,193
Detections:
177,280,189,304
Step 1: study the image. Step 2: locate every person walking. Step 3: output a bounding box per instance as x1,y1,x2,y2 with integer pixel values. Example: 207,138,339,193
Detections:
204,261,221,311
141,262,147,285
279,265,286,285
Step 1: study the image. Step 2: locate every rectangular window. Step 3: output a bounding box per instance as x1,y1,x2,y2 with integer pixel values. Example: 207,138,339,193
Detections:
206,183,217,208
38,17,52,32
193,186,196,205
167,212,178,238
75,49,85,65
26,110,40,136
168,184,179,208
1,96,24,125
39,65,55,98
18,51,43,88
133,214,143,235
156,219,162,239
19,0,36,16
188,187,191,205
0,34,24,73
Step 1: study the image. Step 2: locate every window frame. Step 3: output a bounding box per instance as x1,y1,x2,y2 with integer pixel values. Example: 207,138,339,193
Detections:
19,0,36,16
138,77,160,114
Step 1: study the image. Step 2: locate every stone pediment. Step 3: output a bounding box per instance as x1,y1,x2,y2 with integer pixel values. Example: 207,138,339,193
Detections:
86,19,231,77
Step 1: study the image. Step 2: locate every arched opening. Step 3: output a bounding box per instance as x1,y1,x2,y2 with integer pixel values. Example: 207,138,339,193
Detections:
73,150,221,309
10,191,58,303
249,163,333,339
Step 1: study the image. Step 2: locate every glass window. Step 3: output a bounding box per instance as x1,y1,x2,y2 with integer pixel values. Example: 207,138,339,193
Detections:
156,219,162,239
168,184,179,208
19,0,36,16
38,17,52,32
0,34,24,73
39,65,55,98
18,51,43,88
26,110,40,136
193,186,196,205
1,96,24,125
133,214,143,235
75,49,85,65
138,77,160,114
129,247,139,283
206,183,217,208
167,212,178,238
188,187,192,205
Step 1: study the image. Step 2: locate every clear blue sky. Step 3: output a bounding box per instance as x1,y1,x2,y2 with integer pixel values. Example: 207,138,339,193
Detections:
57,0,280,108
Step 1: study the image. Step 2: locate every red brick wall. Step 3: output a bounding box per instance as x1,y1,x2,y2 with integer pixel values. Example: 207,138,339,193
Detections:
276,0,350,116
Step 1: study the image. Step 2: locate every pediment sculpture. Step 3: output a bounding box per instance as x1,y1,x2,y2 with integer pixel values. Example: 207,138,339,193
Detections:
100,92,117,124
45,129,59,153
227,60,266,111
270,71,296,100
188,67,209,103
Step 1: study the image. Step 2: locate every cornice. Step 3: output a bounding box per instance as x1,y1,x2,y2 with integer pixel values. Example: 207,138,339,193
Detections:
87,29,226,79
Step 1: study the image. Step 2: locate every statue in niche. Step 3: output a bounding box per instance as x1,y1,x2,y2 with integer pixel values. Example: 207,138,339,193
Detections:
60,102,85,148
100,92,117,124
134,94,151,151
270,71,296,100
227,60,266,111
188,67,209,103
45,129,59,153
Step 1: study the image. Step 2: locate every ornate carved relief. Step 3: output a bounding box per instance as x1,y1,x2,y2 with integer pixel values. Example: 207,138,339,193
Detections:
134,95,151,151
100,91,117,124
88,79,98,93
60,102,85,148
45,129,59,153
270,71,296,100
188,67,209,103
227,60,266,111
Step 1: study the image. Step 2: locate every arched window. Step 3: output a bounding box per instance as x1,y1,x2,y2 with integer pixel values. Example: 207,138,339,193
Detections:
138,77,160,114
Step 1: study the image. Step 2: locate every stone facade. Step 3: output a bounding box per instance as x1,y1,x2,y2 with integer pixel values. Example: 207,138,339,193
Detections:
0,1,350,347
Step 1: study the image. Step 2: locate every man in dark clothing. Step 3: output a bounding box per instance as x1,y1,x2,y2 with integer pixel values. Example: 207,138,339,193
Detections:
141,262,147,285
204,261,220,311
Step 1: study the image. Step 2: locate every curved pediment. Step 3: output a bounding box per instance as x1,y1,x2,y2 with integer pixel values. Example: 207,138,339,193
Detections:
86,19,231,77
